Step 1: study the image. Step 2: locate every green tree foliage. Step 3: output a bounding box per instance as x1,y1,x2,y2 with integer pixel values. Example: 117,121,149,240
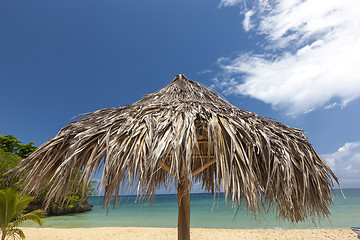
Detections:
0,135,37,159
0,149,22,190
0,188,45,240
0,134,96,212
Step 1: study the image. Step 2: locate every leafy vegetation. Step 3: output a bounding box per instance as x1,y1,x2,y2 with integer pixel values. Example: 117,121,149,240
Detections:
0,135,37,159
0,188,45,240
0,134,96,214
0,149,22,190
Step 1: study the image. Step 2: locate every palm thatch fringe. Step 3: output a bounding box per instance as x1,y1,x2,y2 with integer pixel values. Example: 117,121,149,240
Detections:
15,74,339,223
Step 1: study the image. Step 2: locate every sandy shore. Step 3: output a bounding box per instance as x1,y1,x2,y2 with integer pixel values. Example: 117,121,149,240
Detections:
22,227,356,240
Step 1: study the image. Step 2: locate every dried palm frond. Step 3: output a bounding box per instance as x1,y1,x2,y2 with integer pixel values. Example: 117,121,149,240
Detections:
15,74,339,223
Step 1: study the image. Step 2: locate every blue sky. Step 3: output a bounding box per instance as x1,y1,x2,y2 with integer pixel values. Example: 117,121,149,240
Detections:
1,0,359,189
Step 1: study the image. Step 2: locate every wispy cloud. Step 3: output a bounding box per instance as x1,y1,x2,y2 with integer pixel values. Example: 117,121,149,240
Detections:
243,10,254,31
322,142,360,189
196,69,213,75
219,0,243,7
324,102,337,110
216,0,360,114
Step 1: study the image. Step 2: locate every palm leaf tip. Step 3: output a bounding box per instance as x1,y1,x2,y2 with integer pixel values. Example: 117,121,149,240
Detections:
6,228,25,240
10,210,46,229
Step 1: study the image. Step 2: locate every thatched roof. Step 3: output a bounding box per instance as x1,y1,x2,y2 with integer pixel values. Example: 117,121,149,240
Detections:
16,74,338,223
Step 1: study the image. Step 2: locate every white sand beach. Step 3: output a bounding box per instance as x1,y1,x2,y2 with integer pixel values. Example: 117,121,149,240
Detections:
23,227,356,240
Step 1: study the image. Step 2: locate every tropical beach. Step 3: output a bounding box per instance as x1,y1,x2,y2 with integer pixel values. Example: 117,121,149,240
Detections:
2,0,360,240
13,75,344,240
20,190,360,239
3,76,359,240
22,228,356,240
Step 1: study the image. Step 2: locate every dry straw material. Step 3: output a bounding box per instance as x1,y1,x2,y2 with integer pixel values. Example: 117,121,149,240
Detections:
16,74,338,226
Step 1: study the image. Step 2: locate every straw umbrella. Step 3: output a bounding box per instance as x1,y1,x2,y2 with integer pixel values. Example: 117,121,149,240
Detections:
16,74,338,240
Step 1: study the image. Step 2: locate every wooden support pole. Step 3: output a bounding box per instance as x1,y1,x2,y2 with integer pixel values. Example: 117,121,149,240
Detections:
177,175,190,240
191,158,216,177
158,160,172,174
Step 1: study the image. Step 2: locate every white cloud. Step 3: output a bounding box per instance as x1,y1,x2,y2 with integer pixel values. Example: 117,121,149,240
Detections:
216,0,360,114
322,142,360,189
196,69,213,75
243,10,254,31
219,0,243,7
324,102,337,110
338,142,360,153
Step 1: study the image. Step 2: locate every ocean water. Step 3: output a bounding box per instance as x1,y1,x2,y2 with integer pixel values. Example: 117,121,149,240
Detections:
23,189,360,229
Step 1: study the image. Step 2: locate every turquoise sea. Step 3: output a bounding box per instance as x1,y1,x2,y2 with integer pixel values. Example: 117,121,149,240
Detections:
24,189,360,229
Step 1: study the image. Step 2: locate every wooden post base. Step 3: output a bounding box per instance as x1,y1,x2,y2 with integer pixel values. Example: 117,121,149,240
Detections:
177,176,190,240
